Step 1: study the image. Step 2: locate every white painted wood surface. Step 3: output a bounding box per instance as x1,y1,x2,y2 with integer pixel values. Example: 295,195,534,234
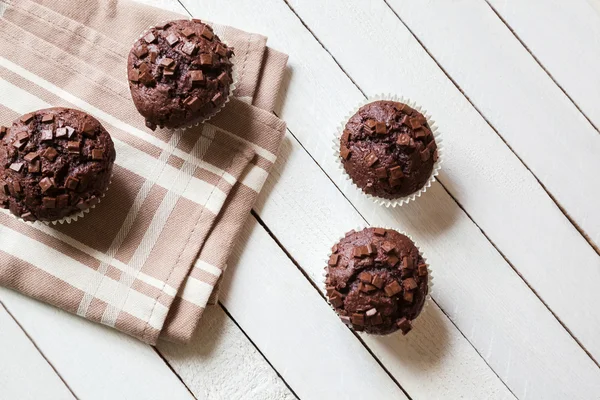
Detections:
2,0,600,399
0,302,75,400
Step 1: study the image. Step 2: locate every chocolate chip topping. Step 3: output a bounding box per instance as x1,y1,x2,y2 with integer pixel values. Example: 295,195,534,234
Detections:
340,101,438,199
128,19,234,130
325,227,428,335
0,108,116,222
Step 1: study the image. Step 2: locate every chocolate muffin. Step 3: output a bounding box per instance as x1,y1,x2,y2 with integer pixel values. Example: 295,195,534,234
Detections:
128,19,234,130
0,108,116,222
325,227,429,335
339,100,438,200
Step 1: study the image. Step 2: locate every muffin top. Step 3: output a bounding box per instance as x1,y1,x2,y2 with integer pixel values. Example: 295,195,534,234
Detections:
325,227,428,335
0,108,115,222
340,100,438,199
128,19,234,130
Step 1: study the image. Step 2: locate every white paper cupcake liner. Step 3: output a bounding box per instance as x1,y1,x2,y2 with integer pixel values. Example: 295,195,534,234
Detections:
322,226,433,336
3,174,111,226
129,19,238,131
333,94,444,207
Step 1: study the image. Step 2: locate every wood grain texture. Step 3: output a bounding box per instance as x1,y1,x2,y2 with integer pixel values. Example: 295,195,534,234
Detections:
0,288,195,400
0,302,75,400
220,217,409,399
180,0,600,398
157,305,297,400
486,0,600,130
389,0,600,366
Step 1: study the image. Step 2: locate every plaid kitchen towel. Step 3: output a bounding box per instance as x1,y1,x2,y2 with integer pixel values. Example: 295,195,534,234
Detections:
0,0,287,344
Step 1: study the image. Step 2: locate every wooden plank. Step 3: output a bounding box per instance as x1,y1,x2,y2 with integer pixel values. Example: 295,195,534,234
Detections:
386,0,600,364
219,217,410,400
180,0,600,398
0,302,75,400
486,0,600,130
157,305,297,400
0,288,195,400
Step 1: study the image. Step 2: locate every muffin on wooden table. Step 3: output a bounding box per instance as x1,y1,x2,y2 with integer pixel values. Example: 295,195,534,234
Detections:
0,108,115,223
338,99,441,206
325,227,430,335
128,19,235,130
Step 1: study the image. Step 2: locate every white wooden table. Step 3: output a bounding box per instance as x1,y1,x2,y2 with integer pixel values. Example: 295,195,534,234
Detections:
2,0,600,398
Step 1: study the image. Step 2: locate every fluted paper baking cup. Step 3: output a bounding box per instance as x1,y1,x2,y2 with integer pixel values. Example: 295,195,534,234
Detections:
322,226,433,336
129,19,237,130
333,94,444,207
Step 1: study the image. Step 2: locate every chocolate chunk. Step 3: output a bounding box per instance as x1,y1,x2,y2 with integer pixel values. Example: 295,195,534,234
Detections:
189,70,205,86
23,152,39,162
149,50,158,63
375,167,387,179
367,244,377,255
29,161,40,173
181,41,197,56
381,241,396,254
370,313,383,325
420,149,431,162
144,32,156,44
133,44,148,58
217,71,229,86
56,194,69,208
92,149,104,160
409,117,422,129
331,243,339,253
389,166,404,180
160,58,175,68
366,308,377,317
402,256,414,270
330,295,344,308
9,163,24,173
43,147,58,161
365,152,378,167
163,67,176,77
211,92,223,106
418,263,428,277
55,127,68,138
20,113,34,123
66,127,76,138
387,255,399,267
403,291,414,303
216,44,228,57
155,22,170,30
359,282,377,293
371,274,384,289
352,247,363,258
340,315,352,325
166,33,179,46
11,180,22,194
200,26,214,40
397,317,412,335
414,128,427,139
364,119,377,131
139,62,150,74
340,147,351,160
181,27,195,38
21,212,35,221
67,141,81,154
373,228,386,236
0,126,7,138
403,278,417,291
358,271,372,283
351,313,365,326
41,114,54,123
328,254,339,266
183,96,201,111
375,122,387,135
40,129,53,142
200,53,213,66
396,134,411,146
341,129,350,143
39,177,54,193
65,177,79,191
0,181,8,195
139,71,155,86
384,280,402,297
42,197,56,208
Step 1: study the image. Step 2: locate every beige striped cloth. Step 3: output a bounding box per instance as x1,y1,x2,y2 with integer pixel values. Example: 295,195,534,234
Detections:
0,0,287,344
